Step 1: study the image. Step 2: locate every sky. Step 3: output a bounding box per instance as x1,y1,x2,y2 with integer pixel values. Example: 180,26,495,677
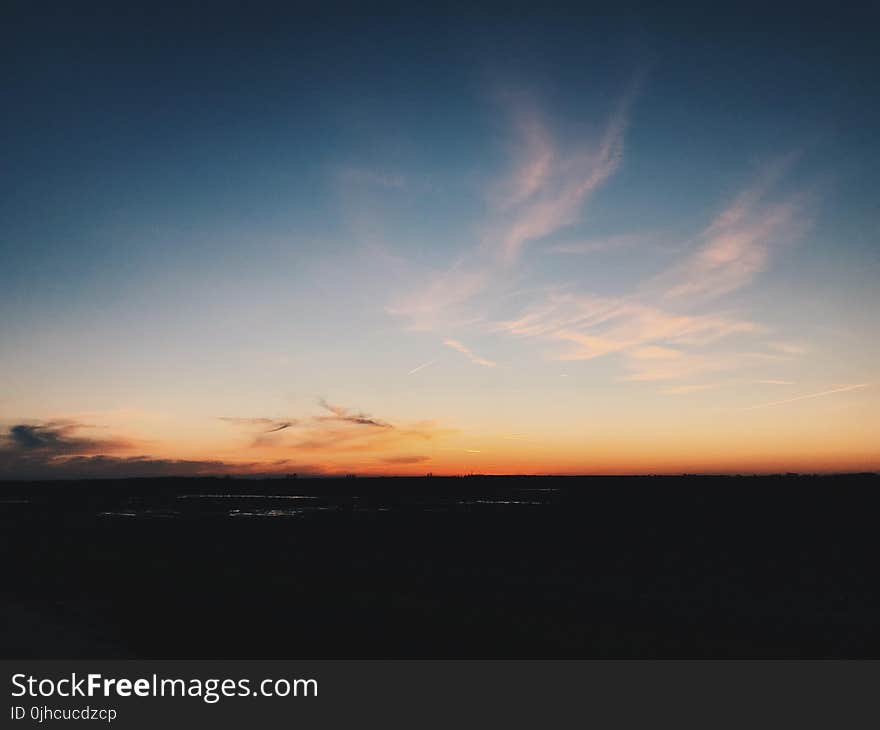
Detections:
1,3,878,478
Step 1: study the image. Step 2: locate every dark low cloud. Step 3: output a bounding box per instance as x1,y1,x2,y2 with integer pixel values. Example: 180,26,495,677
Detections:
37,455,237,479
0,403,454,479
318,399,392,428
381,455,430,464
0,421,244,480
218,417,298,447
1,455,329,480
6,421,132,455
264,422,293,433
284,401,453,454
218,417,298,432
0,421,132,479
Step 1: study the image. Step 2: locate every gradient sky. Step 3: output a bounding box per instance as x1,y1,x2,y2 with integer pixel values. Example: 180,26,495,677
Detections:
2,3,878,478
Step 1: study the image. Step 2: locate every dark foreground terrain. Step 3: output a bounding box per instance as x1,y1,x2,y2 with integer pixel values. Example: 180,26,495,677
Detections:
2,474,879,658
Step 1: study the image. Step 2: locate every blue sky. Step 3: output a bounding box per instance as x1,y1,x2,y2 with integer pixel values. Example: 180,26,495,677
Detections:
1,3,878,477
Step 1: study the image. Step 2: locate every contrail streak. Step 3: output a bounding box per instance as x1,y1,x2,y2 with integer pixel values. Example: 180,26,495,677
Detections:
741,383,868,411
407,360,436,375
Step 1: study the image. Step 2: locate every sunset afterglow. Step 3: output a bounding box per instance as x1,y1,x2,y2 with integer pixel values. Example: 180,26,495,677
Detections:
2,8,877,478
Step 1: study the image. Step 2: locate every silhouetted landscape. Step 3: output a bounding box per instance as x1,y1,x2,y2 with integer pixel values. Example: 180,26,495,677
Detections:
2,474,879,658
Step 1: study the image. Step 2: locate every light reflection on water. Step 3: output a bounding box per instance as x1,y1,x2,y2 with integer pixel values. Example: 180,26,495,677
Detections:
94,495,551,519
100,510,179,518
457,500,544,505
229,508,301,518
178,494,318,500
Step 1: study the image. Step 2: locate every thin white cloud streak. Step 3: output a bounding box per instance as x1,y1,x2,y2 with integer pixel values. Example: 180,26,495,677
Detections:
740,384,869,411
407,360,436,375
443,339,497,368
755,379,795,385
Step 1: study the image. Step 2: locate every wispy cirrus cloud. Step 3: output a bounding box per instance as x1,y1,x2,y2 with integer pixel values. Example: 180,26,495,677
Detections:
652,154,813,303
499,100,555,207
443,338,497,368
622,353,753,382
381,81,826,392
488,152,820,382
489,81,641,264
387,262,493,332
498,291,760,363
387,78,642,334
